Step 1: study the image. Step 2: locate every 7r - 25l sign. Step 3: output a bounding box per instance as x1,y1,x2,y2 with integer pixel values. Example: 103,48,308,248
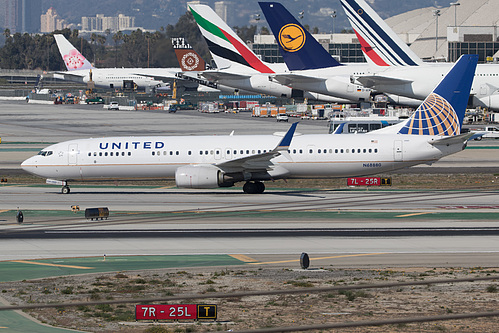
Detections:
136,304,217,321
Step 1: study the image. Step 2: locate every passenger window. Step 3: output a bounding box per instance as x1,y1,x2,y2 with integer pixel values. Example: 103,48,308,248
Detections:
200,151,203,155
152,152,155,156
128,152,131,156
309,149,313,154
363,149,366,153
258,150,261,154
369,149,372,153
188,151,192,155
122,152,125,156
105,152,108,156
293,149,296,154
170,151,173,155
176,151,179,155
110,152,113,156
335,149,338,153
346,149,349,153
88,152,91,156
246,150,249,154
94,152,97,156
299,149,303,154
99,152,102,156
375,149,378,153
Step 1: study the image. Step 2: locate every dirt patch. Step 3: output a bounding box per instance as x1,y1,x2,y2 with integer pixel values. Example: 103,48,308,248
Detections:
2,266,499,332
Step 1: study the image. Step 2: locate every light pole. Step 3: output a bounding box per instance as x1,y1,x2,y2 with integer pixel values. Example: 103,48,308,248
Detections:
433,9,441,53
298,10,304,20
450,2,460,27
255,13,260,35
331,10,336,38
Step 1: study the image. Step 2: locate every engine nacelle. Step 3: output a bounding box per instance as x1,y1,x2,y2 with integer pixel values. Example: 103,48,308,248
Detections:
175,165,233,189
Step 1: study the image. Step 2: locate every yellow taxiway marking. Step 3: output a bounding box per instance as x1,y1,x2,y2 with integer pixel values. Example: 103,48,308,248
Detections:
248,253,387,265
11,260,94,270
396,212,432,218
0,210,8,213
229,254,258,262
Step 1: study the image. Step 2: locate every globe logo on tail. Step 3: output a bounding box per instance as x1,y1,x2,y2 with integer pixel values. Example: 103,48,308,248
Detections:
278,24,306,52
399,93,460,136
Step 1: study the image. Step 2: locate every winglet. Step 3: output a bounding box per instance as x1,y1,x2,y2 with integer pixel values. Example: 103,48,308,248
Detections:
276,122,298,150
54,34,94,71
259,2,342,71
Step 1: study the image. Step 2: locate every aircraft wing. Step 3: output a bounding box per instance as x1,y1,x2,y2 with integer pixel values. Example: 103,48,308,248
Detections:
216,123,298,173
131,72,178,81
201,71,252,81
272,73,326,86
356,75,413,88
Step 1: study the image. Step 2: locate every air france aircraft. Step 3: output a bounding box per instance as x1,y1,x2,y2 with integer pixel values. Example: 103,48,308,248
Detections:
22,55,478,194
52,34,175,90
341,0,499,110
189,4,350,103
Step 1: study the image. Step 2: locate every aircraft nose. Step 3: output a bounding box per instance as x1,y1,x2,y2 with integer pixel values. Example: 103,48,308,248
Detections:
21,156,38,174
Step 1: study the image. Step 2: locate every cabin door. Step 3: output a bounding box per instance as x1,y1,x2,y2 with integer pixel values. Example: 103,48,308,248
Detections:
393,140,403,162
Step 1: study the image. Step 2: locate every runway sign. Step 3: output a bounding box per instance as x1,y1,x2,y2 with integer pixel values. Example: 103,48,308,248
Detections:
136,304,216,321
347,177,392,186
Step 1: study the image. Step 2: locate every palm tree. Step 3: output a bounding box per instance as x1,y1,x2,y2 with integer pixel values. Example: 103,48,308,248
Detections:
112,31,123,67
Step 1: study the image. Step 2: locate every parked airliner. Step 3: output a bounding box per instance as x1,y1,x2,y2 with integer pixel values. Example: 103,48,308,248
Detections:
189,4,354,103
52,34,175,90
341,0,499,110
258,2,420,106
21,55,479,194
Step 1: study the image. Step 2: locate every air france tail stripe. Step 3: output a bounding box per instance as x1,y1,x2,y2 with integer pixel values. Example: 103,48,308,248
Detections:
342,0,418,66
353,29,389,66
342,3,405,66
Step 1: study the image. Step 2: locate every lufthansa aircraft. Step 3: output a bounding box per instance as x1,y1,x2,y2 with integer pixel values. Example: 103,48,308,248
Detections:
22,55,478,194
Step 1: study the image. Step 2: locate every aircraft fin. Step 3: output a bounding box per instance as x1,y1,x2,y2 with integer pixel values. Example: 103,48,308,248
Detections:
171,37,207,71
396,55,478,136
258,2,343,71
340,0,423,67
54,34,94,71
189,4,275,74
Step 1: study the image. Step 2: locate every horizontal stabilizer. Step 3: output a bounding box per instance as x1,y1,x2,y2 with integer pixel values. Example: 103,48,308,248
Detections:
356,75,413,87
201,71,252,81
273,74,327,86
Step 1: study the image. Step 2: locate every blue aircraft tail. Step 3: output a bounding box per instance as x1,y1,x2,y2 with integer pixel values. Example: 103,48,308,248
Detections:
398,55,478,136
258,2,342,71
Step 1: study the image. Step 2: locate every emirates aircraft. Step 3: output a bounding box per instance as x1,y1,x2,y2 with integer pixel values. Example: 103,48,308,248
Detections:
189,4,353,103
341,0,499,109
22,55,480,194
52,34,176,89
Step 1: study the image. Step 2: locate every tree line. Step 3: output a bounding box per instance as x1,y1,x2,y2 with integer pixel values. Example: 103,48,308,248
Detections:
0,12,256,71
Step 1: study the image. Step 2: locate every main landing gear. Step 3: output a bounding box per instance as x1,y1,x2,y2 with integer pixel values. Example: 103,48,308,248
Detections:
243,181,265,194
61,185,71,194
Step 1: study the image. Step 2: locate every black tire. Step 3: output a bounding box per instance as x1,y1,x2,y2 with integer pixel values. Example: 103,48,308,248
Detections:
61,186,70,194
255,182,265,194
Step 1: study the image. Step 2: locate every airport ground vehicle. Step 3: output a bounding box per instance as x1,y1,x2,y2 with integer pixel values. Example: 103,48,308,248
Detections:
108,102,119,110
472,126,499,140
86,97,104,104
276,114,289,122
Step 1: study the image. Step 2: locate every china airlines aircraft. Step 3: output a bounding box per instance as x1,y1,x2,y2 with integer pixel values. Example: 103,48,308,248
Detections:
188,4,351,103
22,55,479,194
341,0,499,109
52,34,176,90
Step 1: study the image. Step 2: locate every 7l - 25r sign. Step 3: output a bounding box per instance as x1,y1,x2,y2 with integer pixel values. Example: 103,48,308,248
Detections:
347,177,392,186
136,304,217,320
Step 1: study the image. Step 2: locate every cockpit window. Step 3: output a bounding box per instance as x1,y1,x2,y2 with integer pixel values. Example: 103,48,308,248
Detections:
37,151,53,156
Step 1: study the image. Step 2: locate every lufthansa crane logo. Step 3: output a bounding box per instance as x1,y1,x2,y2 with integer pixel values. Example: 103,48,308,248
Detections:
181,52,200,71
278,24,306,52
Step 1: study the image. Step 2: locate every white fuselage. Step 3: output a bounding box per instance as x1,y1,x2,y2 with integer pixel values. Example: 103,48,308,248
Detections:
356,63,499,109
21,133,461,183
56,68,177,89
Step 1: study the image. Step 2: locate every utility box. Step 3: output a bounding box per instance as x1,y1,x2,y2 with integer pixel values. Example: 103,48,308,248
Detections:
85,207,109,221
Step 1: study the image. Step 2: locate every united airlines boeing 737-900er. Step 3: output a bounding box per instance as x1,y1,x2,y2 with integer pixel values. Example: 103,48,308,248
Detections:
22,55,479,194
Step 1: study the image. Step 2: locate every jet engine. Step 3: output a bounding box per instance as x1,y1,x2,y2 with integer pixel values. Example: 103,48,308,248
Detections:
175,165,235,189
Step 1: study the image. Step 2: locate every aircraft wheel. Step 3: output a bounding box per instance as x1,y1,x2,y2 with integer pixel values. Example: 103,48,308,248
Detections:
255,181,265,194
61,186,71,194
243,182,256,194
